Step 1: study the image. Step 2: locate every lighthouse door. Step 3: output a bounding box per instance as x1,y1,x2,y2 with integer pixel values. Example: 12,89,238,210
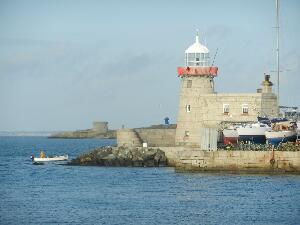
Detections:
200,128,218,151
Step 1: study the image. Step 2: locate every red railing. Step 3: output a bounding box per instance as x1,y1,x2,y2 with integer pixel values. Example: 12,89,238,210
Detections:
177,66,218,77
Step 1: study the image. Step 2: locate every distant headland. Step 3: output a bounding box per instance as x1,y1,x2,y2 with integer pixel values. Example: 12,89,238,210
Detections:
48,121,116,139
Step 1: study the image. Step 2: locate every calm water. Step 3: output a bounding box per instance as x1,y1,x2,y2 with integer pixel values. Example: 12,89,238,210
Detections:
0,137,299,225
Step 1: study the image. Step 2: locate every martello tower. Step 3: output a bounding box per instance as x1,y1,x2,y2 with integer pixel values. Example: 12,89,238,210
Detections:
175,33,218,147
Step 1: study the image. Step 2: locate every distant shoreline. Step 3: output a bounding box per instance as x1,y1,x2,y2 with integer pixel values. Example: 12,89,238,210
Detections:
0,132,57,137
0,135,116,139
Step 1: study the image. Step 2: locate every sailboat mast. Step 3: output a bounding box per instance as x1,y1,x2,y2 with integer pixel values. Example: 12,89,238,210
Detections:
276,0,280,108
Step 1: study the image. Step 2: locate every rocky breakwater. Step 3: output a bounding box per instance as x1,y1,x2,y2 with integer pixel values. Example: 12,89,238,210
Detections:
70,146,167,167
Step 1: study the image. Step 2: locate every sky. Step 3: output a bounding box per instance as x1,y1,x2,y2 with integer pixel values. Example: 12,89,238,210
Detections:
0,0,299,131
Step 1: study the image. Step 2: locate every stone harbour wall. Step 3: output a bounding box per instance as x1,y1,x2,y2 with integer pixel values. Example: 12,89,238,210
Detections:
174,149,300,174
117,128,176,148
135,128,176,147
117,129,142,148
70,144,300,174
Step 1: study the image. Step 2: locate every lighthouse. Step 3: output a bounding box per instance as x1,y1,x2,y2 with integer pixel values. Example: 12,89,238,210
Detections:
116,32,278,149
175,33,219,147
175,33,278,149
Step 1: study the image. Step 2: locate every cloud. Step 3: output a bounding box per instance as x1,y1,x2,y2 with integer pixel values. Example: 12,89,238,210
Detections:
282,51,300,73
0,37,69,48
99,53,154,78
205,24,233,41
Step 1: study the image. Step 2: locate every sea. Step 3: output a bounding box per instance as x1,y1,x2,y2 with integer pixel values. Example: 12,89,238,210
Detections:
0,136,299,225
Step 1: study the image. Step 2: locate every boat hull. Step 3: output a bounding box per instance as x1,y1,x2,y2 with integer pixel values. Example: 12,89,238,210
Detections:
236,123,271,144
265,131,297,146
33,155,68,163
223,129,238,145
238,135,267,144
223,137,238,145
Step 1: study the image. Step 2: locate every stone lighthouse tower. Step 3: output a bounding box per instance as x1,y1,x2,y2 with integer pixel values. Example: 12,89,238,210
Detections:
175,33,218,147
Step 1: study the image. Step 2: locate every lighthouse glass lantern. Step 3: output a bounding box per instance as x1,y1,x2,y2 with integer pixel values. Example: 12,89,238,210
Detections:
177,32,218,78
185,34,210,67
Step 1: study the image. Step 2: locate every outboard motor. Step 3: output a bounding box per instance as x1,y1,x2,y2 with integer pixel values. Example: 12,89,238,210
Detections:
30,155,34,161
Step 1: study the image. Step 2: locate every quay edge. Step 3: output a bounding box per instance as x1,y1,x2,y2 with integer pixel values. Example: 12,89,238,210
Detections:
159,147,300,174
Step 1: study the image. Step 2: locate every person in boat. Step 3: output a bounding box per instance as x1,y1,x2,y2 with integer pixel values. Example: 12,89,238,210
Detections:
40,150,45,158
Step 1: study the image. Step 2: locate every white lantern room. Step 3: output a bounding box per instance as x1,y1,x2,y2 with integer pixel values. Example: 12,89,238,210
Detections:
184,33,210,67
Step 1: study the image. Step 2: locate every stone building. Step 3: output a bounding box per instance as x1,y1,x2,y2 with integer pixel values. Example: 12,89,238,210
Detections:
93,121,108,134
175,33,278,147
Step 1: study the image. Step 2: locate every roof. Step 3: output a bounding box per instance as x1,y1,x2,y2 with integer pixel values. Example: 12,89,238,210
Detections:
185,34,209,54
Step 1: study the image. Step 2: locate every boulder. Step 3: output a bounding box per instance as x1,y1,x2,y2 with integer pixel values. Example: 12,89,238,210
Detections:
70,146,168,167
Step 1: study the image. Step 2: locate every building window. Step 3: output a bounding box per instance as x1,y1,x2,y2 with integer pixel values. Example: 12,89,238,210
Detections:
187,80,192,88
183,130,190,141
186,105,191,112
210,79,214,88
242,104,249,114
223,104,229,114
185,52,210,67
184,130,190,139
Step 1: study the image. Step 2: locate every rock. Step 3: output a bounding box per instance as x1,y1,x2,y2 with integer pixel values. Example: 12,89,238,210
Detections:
112,148,119,156
102,153,116,160
142,148,156,161
70,146,168,167
155,150,167,166
95,147,112,158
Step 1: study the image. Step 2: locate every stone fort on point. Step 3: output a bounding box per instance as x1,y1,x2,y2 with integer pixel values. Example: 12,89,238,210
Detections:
117,33,278,149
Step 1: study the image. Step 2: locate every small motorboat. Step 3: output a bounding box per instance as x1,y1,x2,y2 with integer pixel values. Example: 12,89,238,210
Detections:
265,121,297,146
30,154,68,164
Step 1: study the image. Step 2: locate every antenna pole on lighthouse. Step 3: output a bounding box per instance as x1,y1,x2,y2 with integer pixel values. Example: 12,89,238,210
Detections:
276,0,280,109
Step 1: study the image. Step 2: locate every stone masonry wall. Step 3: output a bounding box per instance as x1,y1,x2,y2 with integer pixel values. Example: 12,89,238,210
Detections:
260,93,278,117
175,149,300,174
175,76,278,147
117,129,142,148
117,128,176,148
135,128,176,147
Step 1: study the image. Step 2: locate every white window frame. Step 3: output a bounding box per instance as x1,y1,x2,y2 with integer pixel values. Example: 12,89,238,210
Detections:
185,52,210,66
186,104,191,113
242,104,249,114
184,131,190,137
223,104,229,114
